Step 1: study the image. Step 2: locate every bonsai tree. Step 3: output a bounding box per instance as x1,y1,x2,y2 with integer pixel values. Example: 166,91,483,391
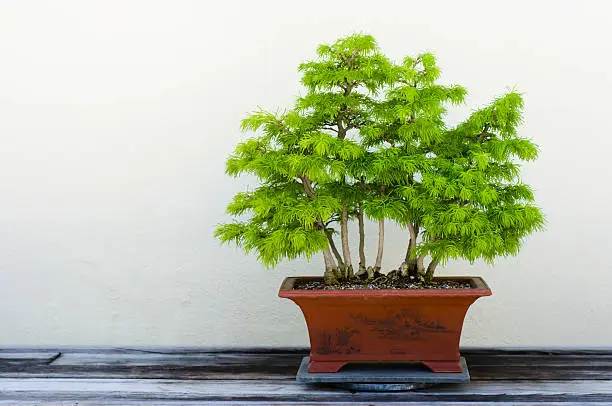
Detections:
215,34,544,285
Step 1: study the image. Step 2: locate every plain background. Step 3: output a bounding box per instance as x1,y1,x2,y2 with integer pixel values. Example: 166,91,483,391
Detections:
1,0,611,347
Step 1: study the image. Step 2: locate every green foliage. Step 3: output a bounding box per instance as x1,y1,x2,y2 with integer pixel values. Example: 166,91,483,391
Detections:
216,33,544,279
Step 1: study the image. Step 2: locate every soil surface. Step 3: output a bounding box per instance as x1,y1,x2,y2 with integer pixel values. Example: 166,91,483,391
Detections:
295,273,472,290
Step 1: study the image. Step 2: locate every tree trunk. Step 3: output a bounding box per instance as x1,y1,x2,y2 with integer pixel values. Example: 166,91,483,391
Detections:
299,174,344,279
340,205,353,279
357,208,366,273
403,223,419,277
424,258,439,283
323,248,339,285
374,218,384,272
326,233,345,271
403,239,413,264
416,254,426,275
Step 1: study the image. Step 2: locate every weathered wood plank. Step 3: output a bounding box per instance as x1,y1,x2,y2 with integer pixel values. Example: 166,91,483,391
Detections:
50,352,303,367
0,352,304,380
469,366,612,381
2,348,612,381
3,367,610,381
2,403,612,406
4,403,612,406
1,348,611,403
2,346,308,354
3,346,611,357
47,352,612,368
0,351,61,366
1,378,612,403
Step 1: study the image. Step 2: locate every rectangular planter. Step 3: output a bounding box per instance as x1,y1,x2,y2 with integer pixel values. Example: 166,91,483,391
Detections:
279,276,491,373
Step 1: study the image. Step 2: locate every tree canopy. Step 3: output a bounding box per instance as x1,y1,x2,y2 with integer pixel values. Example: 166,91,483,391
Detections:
215,34,544,284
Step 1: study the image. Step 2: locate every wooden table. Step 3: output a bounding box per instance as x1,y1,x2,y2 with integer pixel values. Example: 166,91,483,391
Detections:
1,347,611,404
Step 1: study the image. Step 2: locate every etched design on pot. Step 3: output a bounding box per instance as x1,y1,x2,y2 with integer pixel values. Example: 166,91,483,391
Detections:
351,309,451,341
315,328,361,355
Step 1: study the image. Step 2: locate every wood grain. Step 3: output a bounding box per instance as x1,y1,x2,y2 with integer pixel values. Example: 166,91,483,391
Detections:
1,347,611,404
3,348,612,380
1,378,612,403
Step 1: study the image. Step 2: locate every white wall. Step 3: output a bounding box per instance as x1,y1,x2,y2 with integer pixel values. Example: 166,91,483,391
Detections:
1,0,611,347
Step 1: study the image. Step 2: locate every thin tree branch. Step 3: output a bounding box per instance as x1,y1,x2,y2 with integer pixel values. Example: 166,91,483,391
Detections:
479,123,490,137
477,123,490,143
322,126,339,133
323,215,340,227
299,174,318,199
382,134,396,147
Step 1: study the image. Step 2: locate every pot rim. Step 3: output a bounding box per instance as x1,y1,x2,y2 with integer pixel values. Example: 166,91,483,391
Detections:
278,276,492,298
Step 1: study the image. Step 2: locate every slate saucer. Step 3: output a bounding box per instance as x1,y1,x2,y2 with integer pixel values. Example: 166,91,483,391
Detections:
296,356,469,392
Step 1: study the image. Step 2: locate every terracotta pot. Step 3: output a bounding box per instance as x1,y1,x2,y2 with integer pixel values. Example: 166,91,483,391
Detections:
279,276,491,373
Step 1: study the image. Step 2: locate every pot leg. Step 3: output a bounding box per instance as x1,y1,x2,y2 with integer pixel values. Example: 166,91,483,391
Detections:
308,360,347,373
422,360,463,373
